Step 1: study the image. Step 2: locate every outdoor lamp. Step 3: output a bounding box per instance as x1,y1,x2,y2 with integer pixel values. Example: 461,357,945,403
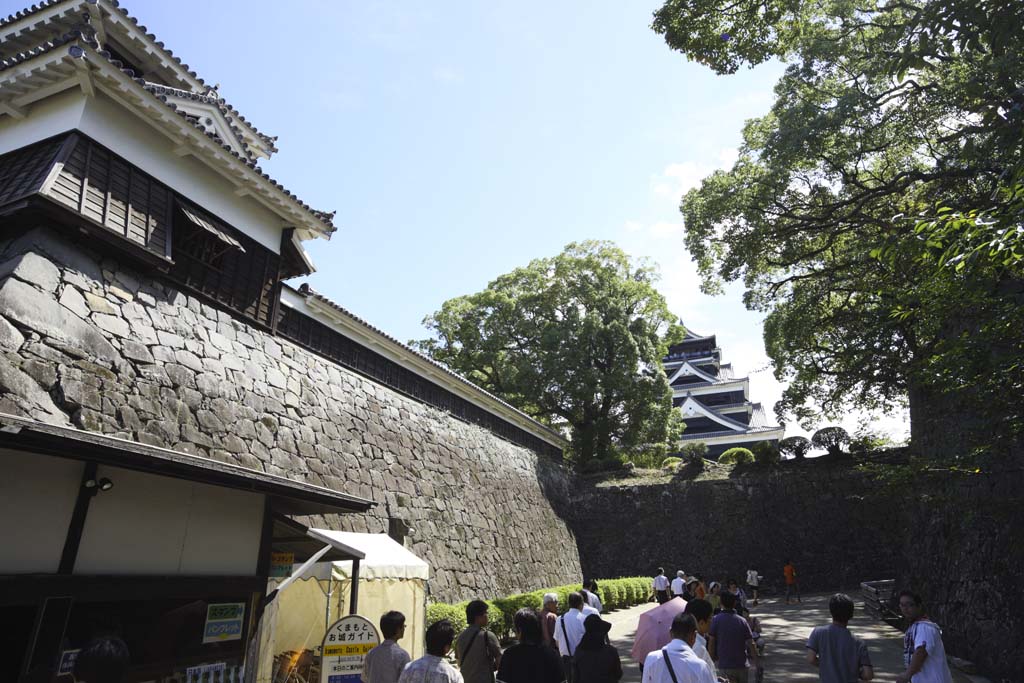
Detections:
83,477,114,493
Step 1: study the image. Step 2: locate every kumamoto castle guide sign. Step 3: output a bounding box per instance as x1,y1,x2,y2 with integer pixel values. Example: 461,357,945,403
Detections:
320,616,380,683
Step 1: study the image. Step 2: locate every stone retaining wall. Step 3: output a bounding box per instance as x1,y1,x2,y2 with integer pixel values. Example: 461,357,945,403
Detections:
571,462,904,593
571,462,1024,682
0,226,581,601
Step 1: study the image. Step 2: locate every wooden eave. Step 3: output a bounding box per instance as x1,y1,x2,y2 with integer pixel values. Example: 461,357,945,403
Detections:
0,41,336,242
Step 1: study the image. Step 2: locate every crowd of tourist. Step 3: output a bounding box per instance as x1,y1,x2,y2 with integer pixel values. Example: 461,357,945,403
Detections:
361,570,955,683
55,579,954,683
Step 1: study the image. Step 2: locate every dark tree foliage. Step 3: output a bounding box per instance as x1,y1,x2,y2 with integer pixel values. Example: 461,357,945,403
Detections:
414,241,684,464
779,435,811,460
652,0,1024,456
812,427,851,457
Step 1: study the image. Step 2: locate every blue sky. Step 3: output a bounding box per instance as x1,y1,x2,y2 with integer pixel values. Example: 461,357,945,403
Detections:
6,0,907,440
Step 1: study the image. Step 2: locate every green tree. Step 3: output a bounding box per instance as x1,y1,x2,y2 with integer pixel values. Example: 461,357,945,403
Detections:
779,435,811,460
812,427,851,458
652,0,1024,452
414,241,684,464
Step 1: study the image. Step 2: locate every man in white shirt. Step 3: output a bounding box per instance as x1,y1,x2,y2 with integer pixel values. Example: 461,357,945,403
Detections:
671,570,686,599
896,590,953,683
642,613,716,683
683,598,717,678
554,592,587,682
653,567,671,604
745,569,761,607
398,620,464,683
585,579,604,612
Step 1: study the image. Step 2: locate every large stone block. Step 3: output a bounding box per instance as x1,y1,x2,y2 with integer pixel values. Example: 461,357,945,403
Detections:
0,278,118,363
0,252,61,293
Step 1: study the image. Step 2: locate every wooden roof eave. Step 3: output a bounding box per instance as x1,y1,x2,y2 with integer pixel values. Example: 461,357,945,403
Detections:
1,2,283,158
0,42,337,243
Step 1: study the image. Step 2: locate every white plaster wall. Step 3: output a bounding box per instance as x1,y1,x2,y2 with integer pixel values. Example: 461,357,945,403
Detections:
74,464,264,576
78,93,285,252
0,89,86,156
0,88,286,253
0,449,82,573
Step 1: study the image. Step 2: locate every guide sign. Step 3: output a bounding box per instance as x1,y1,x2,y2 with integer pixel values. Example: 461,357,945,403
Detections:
319,615,380,683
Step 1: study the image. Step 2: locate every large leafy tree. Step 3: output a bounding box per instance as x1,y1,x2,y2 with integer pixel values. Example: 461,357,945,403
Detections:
413,241,684,463
652,0,1024,453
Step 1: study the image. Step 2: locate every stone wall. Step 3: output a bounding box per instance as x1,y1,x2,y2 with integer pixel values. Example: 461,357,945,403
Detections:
571,461,904,593
571,461,1024,682
899,468,1024,682
0,226,581,601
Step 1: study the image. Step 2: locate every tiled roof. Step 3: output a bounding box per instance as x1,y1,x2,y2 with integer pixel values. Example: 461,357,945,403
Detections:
0,28,79,71
0,0,66,30
294,284,566,447
144,82,278,154
1,1,203,88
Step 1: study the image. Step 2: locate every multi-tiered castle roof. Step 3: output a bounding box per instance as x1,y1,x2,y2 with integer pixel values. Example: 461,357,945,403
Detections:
665,329,783,457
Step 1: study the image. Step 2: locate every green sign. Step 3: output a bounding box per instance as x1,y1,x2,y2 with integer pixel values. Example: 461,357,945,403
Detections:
203,602,245,644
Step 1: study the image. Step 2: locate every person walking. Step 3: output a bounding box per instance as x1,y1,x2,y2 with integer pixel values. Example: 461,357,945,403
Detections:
707,582,722,612
806,594,873,682
540,593,560,650
573,614,623,683
709,591,758,683
683,598,717,678
726,580,748,612
456,600,501,683
671,571,687,599
642,613,716,683
496,608,564,683
693,576,707,601
784,560,801,604
399,620,464,683
554,592,587,682
745,569,761,607
586,580,605,612
580,584,601,618
653,568,671,604
895,591,953,683
363,610,412,683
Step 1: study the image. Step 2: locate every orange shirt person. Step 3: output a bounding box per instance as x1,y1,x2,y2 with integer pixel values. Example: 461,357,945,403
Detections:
784,560,801,604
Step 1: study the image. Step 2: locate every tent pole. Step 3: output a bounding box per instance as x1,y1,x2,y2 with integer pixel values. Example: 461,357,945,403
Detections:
325,573,333,632
349,559,361,614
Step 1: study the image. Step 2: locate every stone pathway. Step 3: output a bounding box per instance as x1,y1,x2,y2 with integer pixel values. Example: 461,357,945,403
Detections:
603,593,983,683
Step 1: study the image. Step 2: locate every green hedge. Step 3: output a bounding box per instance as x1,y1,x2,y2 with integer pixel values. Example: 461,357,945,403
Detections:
427,576,652,640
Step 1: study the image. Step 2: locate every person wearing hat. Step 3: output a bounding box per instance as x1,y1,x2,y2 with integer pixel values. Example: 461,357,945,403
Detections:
642,613,716,683
573,614,623,683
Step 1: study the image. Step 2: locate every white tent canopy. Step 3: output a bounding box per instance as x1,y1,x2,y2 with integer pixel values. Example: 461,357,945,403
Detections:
259,531,431,681
303,530,430,580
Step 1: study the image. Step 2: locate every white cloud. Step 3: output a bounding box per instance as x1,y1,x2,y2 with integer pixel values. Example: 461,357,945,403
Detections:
624,220,643,233
650,221,683,237
432,66,463,84
651,161,713,199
